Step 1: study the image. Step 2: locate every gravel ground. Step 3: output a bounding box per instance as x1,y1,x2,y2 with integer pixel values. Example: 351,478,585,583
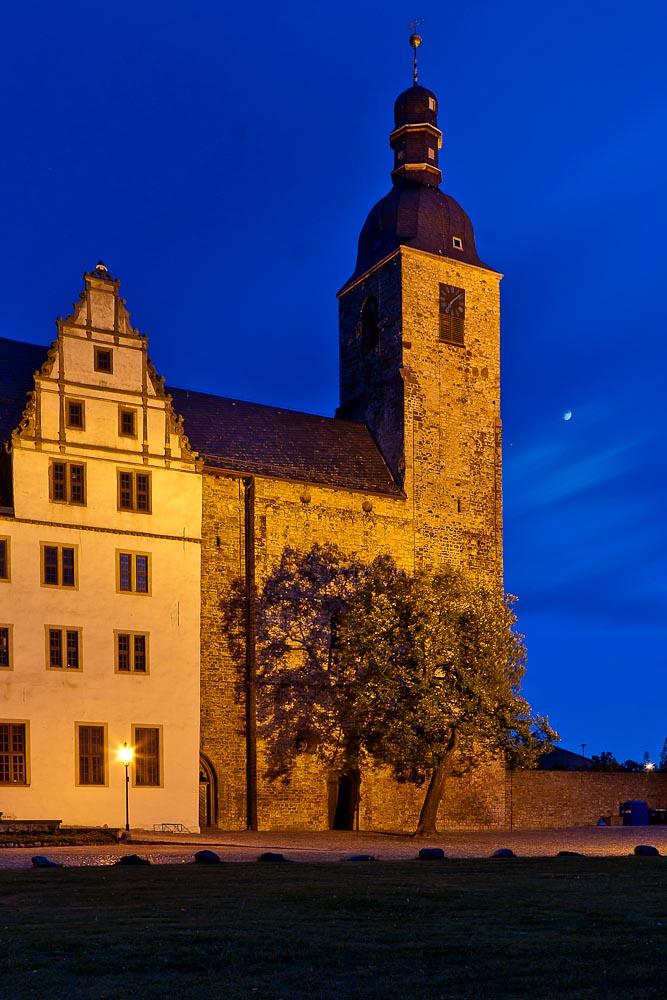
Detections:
3,825,667,867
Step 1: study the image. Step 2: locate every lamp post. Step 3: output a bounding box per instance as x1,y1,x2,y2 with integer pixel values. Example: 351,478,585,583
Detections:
118,743,134,832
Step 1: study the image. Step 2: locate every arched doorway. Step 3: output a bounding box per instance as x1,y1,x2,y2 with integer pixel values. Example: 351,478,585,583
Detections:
198,754,218,829
328,768,360,830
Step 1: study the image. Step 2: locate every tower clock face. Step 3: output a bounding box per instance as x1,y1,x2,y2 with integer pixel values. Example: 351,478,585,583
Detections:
440,284,465,317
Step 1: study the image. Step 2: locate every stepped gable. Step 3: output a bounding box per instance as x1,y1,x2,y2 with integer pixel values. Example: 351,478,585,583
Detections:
0,337,47,446
168,387,403,496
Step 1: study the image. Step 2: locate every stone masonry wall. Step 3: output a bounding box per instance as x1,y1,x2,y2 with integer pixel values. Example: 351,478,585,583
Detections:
199,473,247,829
400,248,503,586
201,468,420,830
508,771,667,829
358,758,507,832
338,248,502,587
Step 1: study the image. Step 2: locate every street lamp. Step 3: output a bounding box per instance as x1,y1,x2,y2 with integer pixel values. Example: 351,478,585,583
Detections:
118,743,134,832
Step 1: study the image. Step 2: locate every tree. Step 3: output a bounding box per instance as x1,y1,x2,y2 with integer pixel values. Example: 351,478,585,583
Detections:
239,544,555,836
590,751,621,771
340,568,556,835
248,544,399,780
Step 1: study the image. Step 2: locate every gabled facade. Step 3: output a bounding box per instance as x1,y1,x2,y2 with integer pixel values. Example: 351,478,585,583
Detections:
0,265,202,830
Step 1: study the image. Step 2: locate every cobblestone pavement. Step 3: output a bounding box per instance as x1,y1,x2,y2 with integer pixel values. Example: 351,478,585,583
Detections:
3,825,667,868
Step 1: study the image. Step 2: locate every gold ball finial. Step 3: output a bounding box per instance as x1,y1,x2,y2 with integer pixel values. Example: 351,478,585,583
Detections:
408,21,424,83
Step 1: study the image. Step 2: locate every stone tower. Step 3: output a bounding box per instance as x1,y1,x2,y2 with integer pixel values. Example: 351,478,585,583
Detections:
337,54,503,585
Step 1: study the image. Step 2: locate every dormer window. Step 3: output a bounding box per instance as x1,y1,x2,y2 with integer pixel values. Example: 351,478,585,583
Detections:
453,237,463,250
428,97,436,111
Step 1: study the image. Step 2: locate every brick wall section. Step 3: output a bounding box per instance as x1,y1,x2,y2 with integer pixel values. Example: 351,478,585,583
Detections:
509,771,667,829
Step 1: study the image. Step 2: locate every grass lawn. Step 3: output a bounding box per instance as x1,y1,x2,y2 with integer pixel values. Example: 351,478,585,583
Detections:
1,857,666,999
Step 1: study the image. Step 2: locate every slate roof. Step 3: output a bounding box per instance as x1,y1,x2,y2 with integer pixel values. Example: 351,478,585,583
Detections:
344,182,492,289
0,336,46,447
168,387,402,496
0,337,402,497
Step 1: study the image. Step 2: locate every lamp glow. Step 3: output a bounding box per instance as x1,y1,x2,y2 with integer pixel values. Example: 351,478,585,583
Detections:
118,742,134,831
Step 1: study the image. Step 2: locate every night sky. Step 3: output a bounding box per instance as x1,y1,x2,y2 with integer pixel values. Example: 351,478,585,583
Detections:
1,1,666,764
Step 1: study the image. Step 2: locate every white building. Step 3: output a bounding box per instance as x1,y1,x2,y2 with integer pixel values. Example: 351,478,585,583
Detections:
0,264,202,830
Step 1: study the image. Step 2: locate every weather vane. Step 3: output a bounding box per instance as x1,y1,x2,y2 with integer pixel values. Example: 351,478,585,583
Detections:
408,20,424,84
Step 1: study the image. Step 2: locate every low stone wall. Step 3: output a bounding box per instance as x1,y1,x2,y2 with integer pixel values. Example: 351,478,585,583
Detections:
0,819,62,833
507,771,667,829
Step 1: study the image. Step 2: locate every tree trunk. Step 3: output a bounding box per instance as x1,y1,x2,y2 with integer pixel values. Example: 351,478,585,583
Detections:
415,732,458,836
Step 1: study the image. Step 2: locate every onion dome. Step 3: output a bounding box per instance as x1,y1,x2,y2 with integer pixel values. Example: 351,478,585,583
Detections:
342,40,491,287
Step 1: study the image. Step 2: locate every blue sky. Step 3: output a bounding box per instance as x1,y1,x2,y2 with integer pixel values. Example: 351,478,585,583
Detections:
1,1,666,762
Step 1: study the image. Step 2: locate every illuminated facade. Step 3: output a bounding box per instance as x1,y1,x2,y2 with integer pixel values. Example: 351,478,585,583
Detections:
0,69,504,832
0,267,202,830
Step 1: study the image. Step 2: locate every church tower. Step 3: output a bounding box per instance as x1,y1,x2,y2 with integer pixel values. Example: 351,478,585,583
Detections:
337,35,503,585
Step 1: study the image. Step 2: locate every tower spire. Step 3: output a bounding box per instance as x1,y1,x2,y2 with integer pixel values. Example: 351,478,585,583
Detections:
408,21,423,84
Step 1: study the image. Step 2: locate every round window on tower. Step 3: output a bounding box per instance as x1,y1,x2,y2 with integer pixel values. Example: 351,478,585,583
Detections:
360,296,379,351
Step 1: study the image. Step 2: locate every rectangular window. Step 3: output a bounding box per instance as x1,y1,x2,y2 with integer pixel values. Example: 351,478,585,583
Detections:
77,724,106,785
94,347,113,373
118,471,151,513
134,726,160,786
119,407,137,437
50,462,86,505
439,283,466,346
0,722,27,784
42,544,77,588
116,632,149,673
118,552,150,594
0,537,9,581
66,399,85,429
0,627,11,669
47,627,81,669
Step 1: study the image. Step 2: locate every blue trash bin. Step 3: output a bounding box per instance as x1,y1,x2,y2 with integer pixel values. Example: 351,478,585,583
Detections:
620,800,649,826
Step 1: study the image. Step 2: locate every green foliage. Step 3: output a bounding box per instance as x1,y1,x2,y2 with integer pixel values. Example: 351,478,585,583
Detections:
340,567,555,780
250,545,556,795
